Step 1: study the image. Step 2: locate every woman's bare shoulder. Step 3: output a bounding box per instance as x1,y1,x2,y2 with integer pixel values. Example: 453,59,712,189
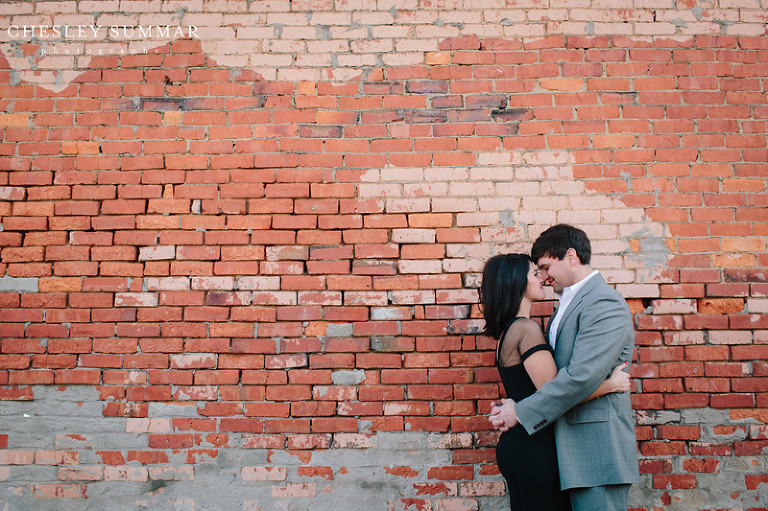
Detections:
508,317,546,340
510,317,544,331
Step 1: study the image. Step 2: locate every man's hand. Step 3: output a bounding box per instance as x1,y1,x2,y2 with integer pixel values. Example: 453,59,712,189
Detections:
488,398,519,432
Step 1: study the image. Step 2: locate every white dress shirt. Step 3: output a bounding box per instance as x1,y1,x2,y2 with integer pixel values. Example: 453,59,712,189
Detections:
548,270,600,349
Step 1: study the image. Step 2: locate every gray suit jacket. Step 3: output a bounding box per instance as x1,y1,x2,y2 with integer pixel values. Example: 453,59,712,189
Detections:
515,274,640,489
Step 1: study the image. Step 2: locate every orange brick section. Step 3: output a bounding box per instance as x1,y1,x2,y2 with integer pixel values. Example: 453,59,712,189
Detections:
0,1,766,510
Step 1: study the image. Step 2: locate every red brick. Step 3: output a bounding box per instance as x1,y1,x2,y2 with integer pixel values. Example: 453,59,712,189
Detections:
664,394,710,408
639,458,673,475
652,474,697,490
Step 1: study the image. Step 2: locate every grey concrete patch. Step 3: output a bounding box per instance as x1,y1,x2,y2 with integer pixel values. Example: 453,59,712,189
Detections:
148,403,201,418
635,409,681,425
1,385,764,511
0,276,38,292
4,465,58,483
331,369,366,386
325,323,353,337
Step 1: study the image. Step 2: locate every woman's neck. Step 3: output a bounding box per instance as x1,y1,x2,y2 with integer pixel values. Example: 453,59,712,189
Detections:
518,298,532,318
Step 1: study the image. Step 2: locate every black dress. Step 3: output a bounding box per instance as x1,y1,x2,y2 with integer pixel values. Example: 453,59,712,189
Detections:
495,317,571,511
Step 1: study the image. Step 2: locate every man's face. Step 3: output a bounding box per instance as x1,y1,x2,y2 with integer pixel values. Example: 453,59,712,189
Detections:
536,252,576,294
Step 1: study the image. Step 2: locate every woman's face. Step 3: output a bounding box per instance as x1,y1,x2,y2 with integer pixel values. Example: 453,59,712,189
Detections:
525,262,546,302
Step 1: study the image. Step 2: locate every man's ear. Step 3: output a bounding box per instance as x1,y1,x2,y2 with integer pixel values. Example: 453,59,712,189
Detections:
566,248,579,266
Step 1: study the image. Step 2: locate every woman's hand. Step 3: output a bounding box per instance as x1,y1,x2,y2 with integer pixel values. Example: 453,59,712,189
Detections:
607,361,631,393
488,398,518,431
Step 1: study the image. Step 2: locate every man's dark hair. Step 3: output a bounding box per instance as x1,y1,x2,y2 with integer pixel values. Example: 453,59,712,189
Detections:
480,253,531,340
531,224,591,265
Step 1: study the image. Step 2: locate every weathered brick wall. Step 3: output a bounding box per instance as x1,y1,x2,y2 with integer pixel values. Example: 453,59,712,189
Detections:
0,1,767,509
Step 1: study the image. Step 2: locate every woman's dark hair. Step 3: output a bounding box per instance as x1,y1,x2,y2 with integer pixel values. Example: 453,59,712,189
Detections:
480,253,532,340
530,224,591,265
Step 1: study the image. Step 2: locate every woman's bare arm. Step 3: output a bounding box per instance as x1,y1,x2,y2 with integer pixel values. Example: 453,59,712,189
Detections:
584,361,630,402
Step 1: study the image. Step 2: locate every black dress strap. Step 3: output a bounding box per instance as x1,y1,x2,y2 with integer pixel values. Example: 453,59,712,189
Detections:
520,343,553,362
495,317,522,368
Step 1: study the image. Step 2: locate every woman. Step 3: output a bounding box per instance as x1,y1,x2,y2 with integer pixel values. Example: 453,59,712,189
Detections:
480,253,630,510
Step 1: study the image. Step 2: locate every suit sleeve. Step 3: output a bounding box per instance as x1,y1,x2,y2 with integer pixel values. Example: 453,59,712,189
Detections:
515,288,634,435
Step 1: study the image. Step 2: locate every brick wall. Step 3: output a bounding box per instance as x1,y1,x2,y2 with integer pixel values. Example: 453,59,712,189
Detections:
0,1,767,509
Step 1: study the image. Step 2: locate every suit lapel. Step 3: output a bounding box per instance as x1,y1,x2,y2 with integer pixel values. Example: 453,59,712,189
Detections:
555,274,605,342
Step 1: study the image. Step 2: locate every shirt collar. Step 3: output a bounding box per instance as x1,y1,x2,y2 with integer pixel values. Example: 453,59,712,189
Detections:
558,269,599,302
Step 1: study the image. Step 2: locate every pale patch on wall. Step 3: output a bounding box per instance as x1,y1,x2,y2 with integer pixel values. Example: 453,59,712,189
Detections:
365,149,671,286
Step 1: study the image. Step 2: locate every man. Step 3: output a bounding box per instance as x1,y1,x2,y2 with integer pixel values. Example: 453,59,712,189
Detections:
489,224,639,510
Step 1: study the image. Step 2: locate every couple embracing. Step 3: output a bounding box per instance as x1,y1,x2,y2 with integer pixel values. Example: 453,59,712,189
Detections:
481,224,640,511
